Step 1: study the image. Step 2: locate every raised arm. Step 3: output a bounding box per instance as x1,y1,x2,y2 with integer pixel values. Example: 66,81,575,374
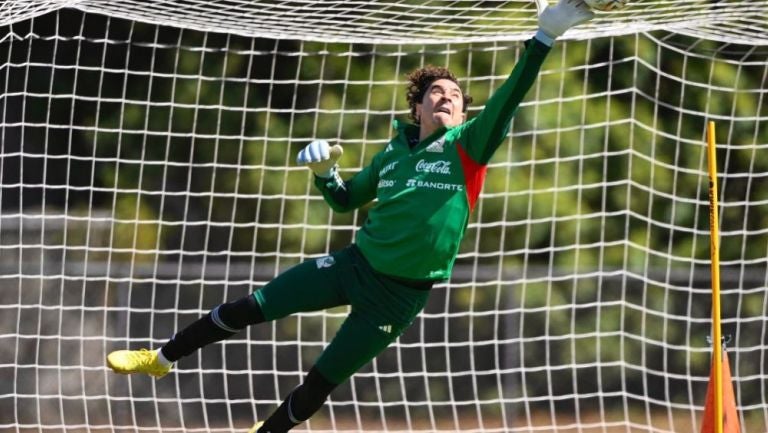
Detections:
460,0,594,164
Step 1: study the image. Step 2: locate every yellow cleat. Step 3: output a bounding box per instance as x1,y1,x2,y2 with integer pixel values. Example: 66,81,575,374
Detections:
247,421,264,433
106,348,172,378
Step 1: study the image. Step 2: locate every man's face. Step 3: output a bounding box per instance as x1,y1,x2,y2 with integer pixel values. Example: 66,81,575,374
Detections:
416,79,465,131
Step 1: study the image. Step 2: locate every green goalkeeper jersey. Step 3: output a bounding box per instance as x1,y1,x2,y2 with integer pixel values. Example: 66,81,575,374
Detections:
315,38,551,281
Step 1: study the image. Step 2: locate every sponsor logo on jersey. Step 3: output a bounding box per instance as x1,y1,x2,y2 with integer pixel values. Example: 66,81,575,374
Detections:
425,138,445,153
315,256,336,269
415,159,451,175
379,161,398,177
378,324,393,334
406,178,463,191
378,179,395,188
385,143,394,152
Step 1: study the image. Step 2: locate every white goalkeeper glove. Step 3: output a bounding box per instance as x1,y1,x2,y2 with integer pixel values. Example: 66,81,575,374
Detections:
296,140,344,178
535,0,594,46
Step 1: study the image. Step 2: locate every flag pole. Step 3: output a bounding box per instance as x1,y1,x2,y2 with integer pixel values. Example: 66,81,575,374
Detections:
706,120,723,433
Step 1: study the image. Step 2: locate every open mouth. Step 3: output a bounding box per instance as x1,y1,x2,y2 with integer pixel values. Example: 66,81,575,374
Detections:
435,106,452,115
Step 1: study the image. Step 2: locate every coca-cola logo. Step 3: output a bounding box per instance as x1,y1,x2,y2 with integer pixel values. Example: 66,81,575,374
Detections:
415,159,451,174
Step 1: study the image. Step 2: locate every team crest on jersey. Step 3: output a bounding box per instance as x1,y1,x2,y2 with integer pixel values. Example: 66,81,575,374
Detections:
425,138,445,153
316,256,336,269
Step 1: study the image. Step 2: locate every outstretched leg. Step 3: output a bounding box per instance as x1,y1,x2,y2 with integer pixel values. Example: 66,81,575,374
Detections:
256,310,401,433
161,293,266,361
107,293,266,376
254,246,432,432
107,250,350,377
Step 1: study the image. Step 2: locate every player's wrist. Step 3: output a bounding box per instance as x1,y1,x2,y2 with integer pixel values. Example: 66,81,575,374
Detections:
534,28,556,46
313,164,338,179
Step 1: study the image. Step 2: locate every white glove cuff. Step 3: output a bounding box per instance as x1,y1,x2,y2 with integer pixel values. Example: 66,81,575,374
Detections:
314,164,337,179
534,28,556,46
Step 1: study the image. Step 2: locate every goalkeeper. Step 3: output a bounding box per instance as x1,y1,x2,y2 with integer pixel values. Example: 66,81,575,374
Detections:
106,1,593,432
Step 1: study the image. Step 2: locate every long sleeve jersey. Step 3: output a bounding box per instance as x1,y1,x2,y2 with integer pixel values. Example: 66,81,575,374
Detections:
315,38,551,281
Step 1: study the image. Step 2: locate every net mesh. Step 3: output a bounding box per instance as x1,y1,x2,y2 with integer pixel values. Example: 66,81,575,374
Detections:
2,0,768,44
1,1,768,432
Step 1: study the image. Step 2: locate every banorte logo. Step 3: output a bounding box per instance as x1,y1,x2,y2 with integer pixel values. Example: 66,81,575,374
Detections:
415,159,451,174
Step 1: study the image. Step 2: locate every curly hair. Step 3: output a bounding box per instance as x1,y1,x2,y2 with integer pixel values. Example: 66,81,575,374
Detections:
406,65,473,124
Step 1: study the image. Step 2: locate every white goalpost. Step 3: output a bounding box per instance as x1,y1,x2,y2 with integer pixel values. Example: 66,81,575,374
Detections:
1,1,767,432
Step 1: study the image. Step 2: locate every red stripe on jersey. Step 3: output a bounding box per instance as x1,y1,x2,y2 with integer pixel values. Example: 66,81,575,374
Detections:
457,143,488,213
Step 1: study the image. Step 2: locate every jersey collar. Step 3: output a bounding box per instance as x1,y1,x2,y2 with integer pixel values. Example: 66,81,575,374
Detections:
391,119,451,150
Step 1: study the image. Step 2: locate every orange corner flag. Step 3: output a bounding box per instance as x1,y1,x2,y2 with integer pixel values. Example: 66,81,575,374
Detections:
700,350,741,433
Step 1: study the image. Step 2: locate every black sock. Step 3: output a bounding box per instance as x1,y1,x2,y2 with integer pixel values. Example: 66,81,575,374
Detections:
259,367,338,433
161,294,265,362
160,312,234,362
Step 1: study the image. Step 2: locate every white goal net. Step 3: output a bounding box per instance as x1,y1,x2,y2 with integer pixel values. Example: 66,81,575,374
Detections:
1,1,767,432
